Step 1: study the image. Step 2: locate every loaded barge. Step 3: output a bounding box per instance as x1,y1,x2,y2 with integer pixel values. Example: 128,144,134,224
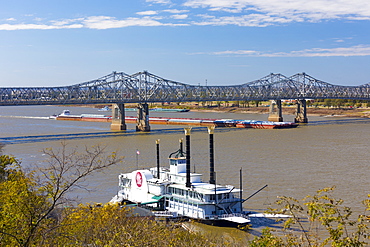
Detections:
50,110,298,129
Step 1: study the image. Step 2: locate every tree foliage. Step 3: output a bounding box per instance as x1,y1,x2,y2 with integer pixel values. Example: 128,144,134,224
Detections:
249,187,370,246
42,203,221,246
0,143,123,246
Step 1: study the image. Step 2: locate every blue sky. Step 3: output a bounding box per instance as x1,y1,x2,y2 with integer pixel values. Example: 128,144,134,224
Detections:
1,0,370,87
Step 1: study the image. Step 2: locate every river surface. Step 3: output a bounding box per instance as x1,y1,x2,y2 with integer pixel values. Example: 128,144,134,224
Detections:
1,105,369,241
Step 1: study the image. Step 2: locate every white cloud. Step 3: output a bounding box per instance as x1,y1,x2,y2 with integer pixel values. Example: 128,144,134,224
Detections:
34,17,44,22
286,45,370,57
213,50,260,55
163,9,189,14
184,0,370,22
193,14,293,27
171,14,188,19
347,16,370,21
1,0,369,31
146,0,172,4
0,15,190,30
207,45,370,57
0,23,82,30
82,16,188,29
82,16,164,29
136,10,158,15
50,18,84,26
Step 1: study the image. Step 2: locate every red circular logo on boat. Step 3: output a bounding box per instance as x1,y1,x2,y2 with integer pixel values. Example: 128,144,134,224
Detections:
135,172,143,187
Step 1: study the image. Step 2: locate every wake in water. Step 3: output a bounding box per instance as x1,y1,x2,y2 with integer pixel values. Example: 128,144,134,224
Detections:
0,127,241,145
0,115,50,120
0,131,130,144
308,118,370,126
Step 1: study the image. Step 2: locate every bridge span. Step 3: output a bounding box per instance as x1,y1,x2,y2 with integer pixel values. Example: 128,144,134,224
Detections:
1,71,369,131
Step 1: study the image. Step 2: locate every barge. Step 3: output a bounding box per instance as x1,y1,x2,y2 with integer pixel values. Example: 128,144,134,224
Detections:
125,108,190,113
50,110,298,128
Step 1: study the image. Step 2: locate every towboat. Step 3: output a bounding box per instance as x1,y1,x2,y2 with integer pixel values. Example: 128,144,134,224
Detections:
98,106,110,111
49,109,77,119
50,110,111,122
110,127,252,227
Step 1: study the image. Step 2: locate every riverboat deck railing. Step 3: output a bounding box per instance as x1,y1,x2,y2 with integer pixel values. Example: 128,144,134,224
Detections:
205,213,250,220
152,211,178,217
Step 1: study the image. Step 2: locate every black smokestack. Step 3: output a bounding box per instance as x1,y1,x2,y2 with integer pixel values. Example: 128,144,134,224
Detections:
185,127,192,188
208,126,215,184
156,139,160,179
179,138,184,154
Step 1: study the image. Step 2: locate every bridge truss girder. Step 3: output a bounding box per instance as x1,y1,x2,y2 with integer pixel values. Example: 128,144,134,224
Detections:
1,71,370,106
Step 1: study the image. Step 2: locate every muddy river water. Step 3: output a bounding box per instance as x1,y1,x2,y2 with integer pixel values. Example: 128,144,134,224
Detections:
1,105,369,243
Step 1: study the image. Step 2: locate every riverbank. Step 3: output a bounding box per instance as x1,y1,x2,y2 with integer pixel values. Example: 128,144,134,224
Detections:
187,106,370,118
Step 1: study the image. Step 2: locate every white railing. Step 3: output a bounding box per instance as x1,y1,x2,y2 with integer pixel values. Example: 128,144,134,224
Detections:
204,213,249,220
153,211,178,217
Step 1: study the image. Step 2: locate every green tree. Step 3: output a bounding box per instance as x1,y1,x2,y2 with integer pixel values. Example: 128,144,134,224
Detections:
0,143,123,246
248,228,286,247
334,99,345,109
0,152,47,246
324,99,332,108
240,100,250,108
44,203,225,246
0,146,18,182
249,187,370,246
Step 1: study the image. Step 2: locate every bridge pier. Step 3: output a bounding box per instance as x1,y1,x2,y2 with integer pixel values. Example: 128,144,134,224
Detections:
268,100,283,122
294,99,308,123
110,103,127,131
136,103,150,132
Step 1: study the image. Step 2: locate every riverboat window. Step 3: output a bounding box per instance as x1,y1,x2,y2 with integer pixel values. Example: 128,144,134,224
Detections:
120,178,131,187
178,159,186,164
210,194,215,200
197,193,203,200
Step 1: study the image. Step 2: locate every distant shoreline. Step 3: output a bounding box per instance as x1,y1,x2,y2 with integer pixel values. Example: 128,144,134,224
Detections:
87,104,370,118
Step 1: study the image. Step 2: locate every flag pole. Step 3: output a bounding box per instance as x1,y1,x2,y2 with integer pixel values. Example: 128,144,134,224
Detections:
136,149,140,169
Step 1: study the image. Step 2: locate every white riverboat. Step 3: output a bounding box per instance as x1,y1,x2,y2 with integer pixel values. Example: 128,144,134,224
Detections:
110,127,252,227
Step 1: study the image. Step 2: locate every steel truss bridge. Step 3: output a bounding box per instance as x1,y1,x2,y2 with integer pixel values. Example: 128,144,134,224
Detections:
1,71,370,106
